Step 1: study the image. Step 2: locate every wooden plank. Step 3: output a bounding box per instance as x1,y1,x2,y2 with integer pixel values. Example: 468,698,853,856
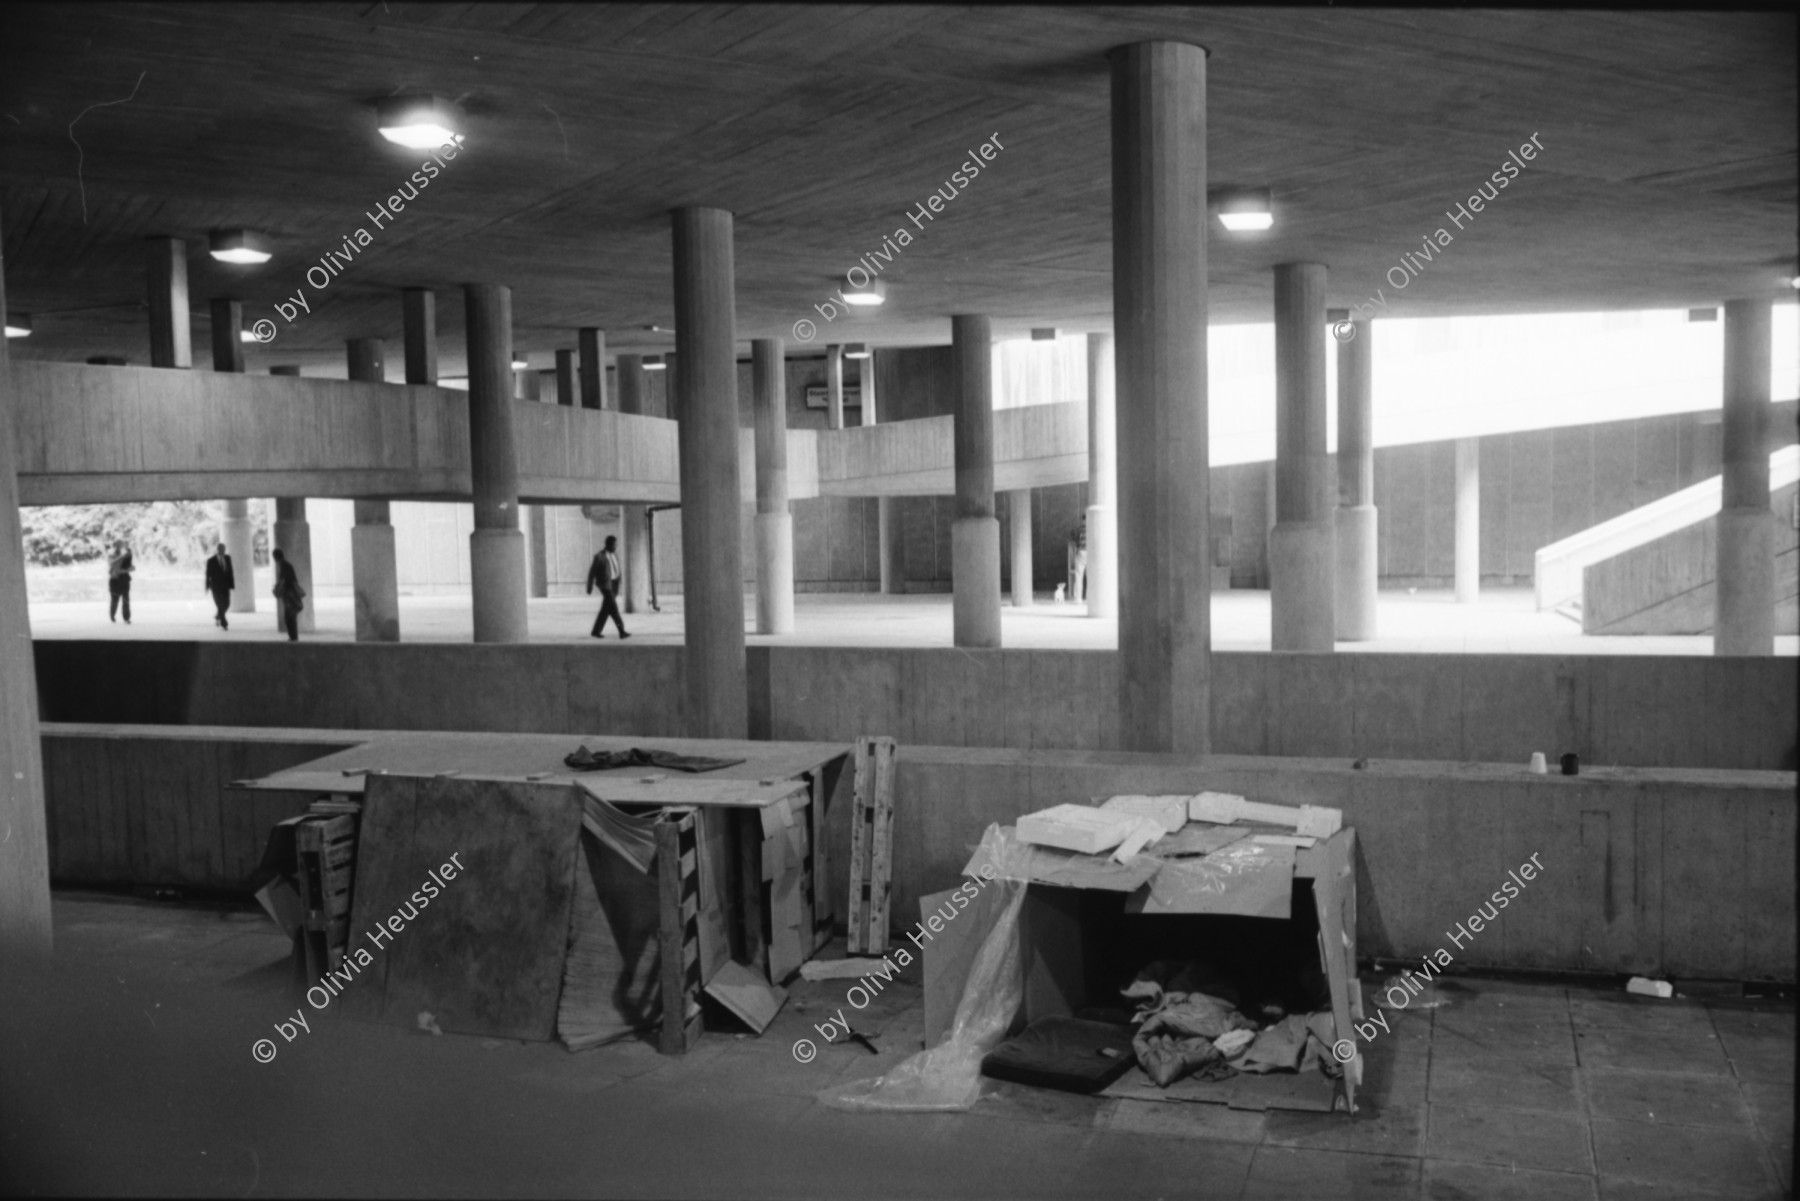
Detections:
807,769,833,952
657,809,703,1055
846,737,874,954
340,774,582,1041
1309,828,1359,1113
867,736,897,952
735,807,768,976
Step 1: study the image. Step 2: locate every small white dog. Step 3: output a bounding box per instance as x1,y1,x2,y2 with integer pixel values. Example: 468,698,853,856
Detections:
1053,584,1066,602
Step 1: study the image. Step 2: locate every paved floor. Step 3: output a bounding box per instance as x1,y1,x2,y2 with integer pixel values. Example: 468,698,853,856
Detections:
3,892,1790,1199
26,585,1800,655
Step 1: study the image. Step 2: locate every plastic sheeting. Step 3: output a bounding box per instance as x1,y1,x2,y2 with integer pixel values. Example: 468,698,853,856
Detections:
818,826,1031,1113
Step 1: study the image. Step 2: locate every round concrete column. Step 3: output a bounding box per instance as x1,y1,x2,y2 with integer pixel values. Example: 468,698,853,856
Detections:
464,283,529,643
272,498,316,634
1085,332,1119,619
671,206,749,738
1270,262,1335,652
1333,315,1376,640
348,338,401,641
1111,40,1211,754
952,314,1002,648
208,299,257,613
1008,489,1034,606
1454,437,1480,605
752,337,795,634
864,350,905,593
1717,297,1774,656
616,353,654,614
0,208,54,954
146,236,191,369
268,366,315,631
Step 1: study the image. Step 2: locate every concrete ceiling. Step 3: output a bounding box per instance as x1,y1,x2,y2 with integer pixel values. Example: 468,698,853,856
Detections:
0,3,1794,377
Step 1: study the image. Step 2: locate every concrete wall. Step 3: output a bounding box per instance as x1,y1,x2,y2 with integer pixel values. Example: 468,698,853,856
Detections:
39,724,1795,981
34,642,1796,770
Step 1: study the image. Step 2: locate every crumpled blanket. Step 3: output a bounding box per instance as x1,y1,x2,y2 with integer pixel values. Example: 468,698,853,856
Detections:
563,745,746,774
1126,962,1257,1087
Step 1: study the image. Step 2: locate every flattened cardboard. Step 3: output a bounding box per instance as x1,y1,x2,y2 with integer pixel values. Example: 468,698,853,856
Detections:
703,959,788,1034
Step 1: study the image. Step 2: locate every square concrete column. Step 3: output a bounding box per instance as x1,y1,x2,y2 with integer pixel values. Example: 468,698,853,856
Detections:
1008,489,1034,606
672,206,749,738
1454,437,1480,604
1334,314,1376,638
464,283,529,643
267,367,316,633
210,299,257,613
579,328,606,409
347,338,401,640
519,345,549,602
861,348,904,593
615,353,653,614
0,210,53,955
402,288,438,385
146,236,191,369
752,337,795,634
555,349,577,407
952,314,1002,648
1111,40,1211,754
1717,297,1774,656
1270,261,1335,651
1085,332,1119,618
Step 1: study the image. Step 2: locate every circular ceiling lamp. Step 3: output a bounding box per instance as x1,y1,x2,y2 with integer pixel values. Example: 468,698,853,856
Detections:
377,95,465,150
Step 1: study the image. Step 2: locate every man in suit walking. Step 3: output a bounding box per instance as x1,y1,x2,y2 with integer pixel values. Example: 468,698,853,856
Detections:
586,535,630,639
204,541,236,629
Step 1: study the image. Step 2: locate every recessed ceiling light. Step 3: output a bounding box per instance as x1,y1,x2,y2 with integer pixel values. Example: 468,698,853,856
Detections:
377,95,465,150
239,329,261,343
1212,187,1273,233
209,228,272,265
642,354,667,371
511,358,529,370
842,278,886,306
844,342,870,359
4,312,30,338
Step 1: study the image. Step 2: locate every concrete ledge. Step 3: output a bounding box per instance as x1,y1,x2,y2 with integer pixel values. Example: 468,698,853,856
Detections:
39,724,1795,982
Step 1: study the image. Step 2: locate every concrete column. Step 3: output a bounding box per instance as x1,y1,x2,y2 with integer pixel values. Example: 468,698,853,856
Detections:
514,362,550,600
860,349,878,424
266,369,316,632
752,337,794,634
1454,437,1480,605
0,209,53,955
209,300,256,612
671,206,748,738
579,328,606,409
555,349,576,407
464,284,529,642
345,339,400,641
1717,298,1774,656
146,236,191,369
402,288,438,385
615,353,653,614
1269,261,1335,651
1085,332,1119,618
1008,489,1034,606
1334,315,1376,639
1111,40,1210,754
827,344,845,430
952,314,1002,648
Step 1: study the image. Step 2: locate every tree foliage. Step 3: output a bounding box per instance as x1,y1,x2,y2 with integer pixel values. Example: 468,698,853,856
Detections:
20,502,264,568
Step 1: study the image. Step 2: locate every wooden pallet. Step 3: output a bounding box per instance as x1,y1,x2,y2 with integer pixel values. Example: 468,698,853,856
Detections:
295,812,357,981
656,807,705,1055
846,736,896,954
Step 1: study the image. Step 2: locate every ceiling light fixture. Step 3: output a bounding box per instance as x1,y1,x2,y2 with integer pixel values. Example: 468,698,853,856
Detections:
642,354,667,371
511,358,529,370
842,278,886,306
1211,187,1274,233
239,329,261,343
4,313,30,338
209,228,272,265
377,95,465,150
844,342,870,359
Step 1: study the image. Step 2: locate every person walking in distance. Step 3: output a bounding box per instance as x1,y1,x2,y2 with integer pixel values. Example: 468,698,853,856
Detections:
107,543,134,624
272,548,305,642
586,535,630,639
204,541,236,630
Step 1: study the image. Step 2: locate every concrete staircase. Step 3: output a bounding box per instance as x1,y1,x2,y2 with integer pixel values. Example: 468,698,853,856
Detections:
1534,446,1800,635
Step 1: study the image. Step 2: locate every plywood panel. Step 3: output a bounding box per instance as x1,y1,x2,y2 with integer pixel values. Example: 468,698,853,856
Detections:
342,774,583,1041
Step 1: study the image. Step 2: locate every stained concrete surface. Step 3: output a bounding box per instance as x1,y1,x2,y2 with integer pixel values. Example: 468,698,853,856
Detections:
26,586,1800,654
1,892,1790,1199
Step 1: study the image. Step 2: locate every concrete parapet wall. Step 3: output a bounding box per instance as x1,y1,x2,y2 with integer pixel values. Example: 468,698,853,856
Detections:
33,642,1797,770
38,724,1795,981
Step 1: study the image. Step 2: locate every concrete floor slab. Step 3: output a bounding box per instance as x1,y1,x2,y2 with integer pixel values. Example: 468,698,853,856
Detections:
4,893,1790,1199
